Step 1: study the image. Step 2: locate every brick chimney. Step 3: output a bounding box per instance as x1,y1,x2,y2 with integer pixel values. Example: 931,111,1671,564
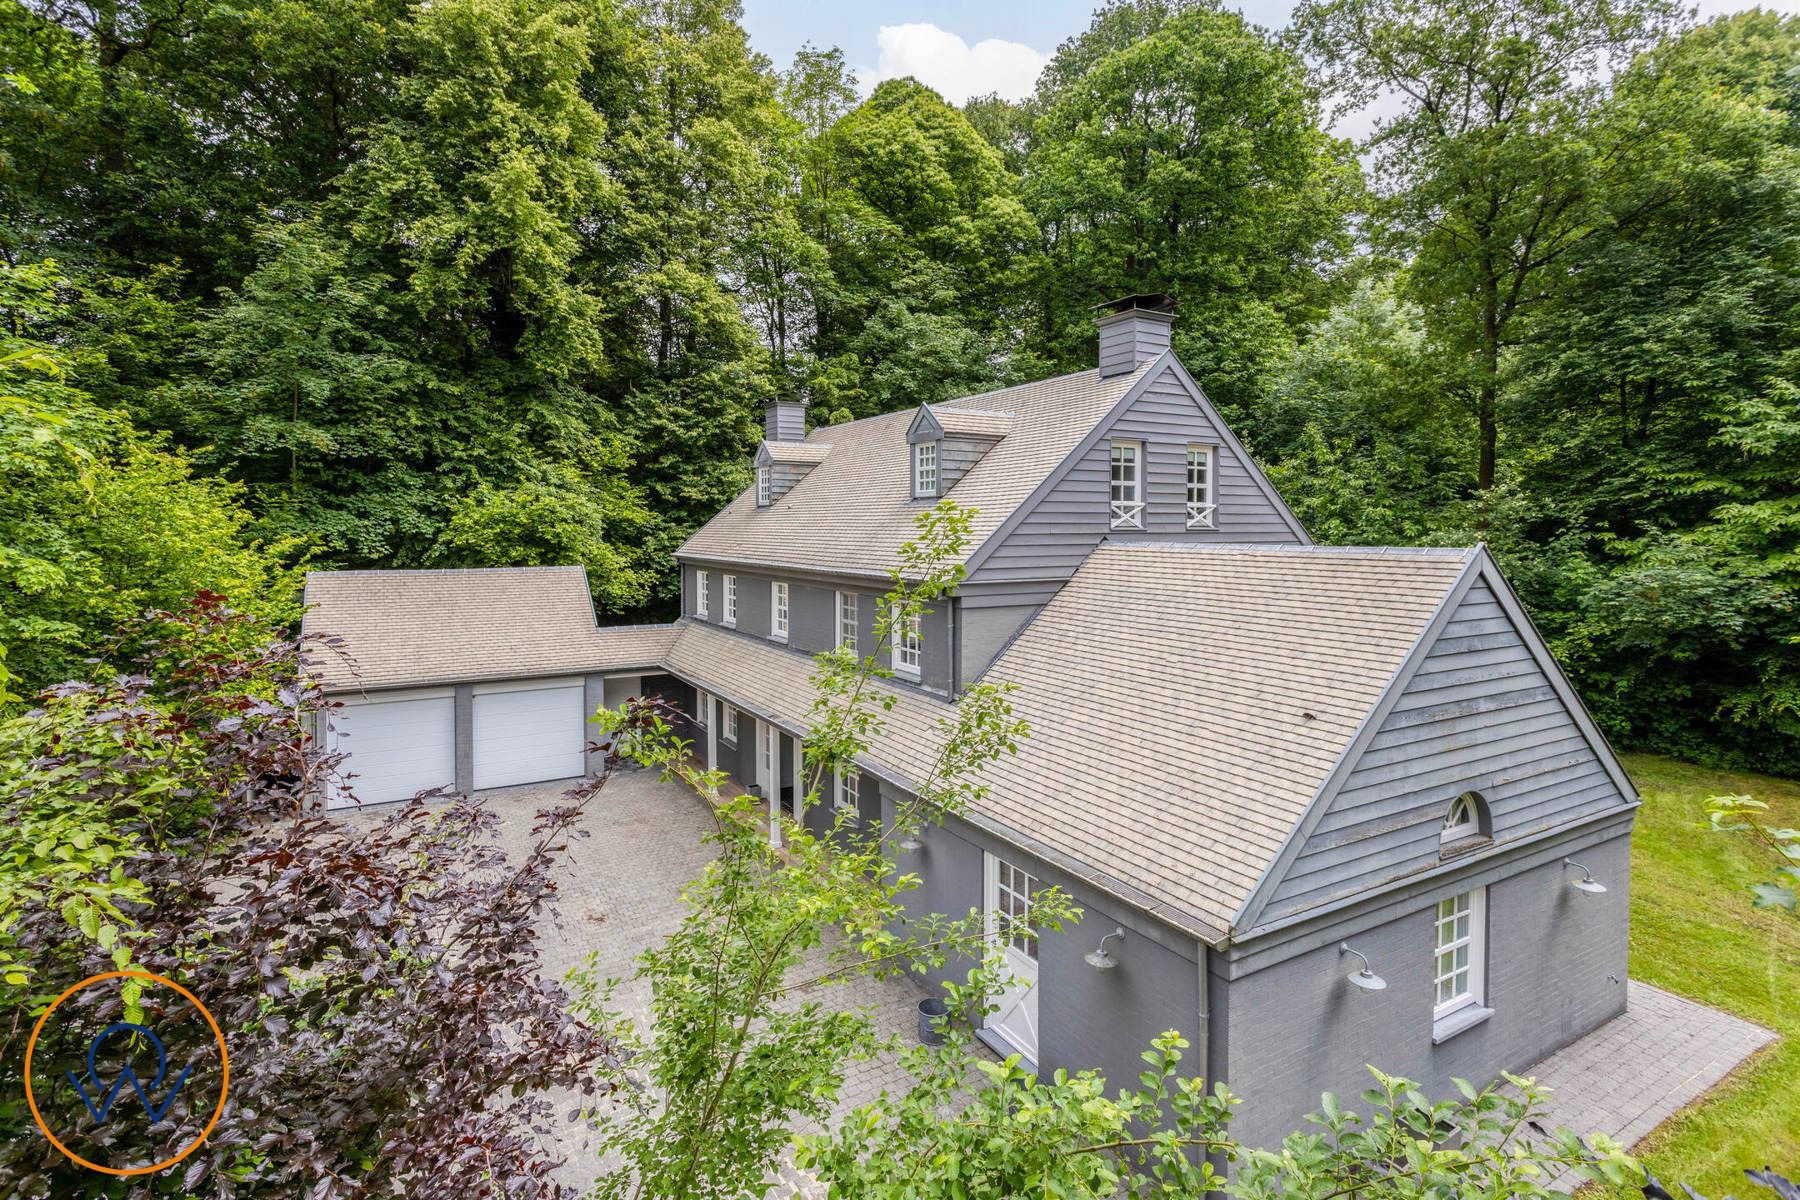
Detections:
763,396,808,442
1094,294,1175,378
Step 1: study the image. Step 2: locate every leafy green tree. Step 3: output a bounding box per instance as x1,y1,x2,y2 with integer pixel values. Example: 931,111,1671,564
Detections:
173,0,659,597
1024,0,1355,413
1294,0,1680,494
3,0,406,291
178,222,432,560
0,262,302,696
961,92,1033,175
582,0,792,609
816,78,1039,415
1259,280,1474,544
344,0,614,377
431,465,653,614
1508,13,1800,769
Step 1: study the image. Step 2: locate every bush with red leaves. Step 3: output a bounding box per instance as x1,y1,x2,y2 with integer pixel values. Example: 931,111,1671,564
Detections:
0,594,623,1198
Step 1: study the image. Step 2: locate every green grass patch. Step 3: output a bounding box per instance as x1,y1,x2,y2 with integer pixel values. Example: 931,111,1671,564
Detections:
1583,753,1800,1197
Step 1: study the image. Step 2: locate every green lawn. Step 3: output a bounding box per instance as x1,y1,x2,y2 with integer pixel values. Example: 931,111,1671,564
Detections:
1585,753,1800,1197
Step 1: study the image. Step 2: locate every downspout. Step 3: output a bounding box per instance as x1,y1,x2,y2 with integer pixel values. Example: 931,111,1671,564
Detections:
1196,944,1212,1083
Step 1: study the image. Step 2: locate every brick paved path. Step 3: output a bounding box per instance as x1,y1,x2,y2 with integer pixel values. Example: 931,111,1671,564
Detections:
348,773,1777,1196
1523,981,1776,1192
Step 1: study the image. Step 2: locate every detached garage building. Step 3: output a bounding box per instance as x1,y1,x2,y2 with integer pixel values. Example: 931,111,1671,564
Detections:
301,567,680,808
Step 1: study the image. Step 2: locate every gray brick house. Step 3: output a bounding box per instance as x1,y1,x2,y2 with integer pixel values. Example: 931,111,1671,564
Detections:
306,295,1636,1149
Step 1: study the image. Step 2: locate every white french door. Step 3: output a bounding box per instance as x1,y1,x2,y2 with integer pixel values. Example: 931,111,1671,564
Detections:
983,851,1040,1063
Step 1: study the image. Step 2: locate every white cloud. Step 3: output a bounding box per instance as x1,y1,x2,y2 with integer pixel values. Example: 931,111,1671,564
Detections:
858,23,1048,105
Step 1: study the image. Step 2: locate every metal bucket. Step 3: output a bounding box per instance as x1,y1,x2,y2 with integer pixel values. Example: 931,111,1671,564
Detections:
917,997,949,1045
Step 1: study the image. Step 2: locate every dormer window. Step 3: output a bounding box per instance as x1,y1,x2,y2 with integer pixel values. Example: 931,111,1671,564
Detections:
1441,791,1490,851
1186,445,1216,529
1109,441,1143,530
756,465,772,507
914,440,939,498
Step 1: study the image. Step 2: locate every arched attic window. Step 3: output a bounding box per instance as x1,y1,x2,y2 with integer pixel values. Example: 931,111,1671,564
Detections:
1441,791,1491,852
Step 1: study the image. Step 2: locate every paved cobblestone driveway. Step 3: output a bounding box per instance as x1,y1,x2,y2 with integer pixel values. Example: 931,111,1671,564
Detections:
465,770,937,1195
356,772,1776,1195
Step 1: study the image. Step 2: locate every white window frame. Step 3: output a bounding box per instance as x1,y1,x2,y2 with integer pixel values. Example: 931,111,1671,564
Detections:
1441,792,1482,847
1185,444,1216,529
722,704,739,745
986,854,1038,961
1433,888,1486,1019
835,768,859,813
914,440,939,498
891,603,921,681
770,581,789,643
836,590,858,652
722,573,738,627
1109,440,1143,530
694,569,710,620
756,465,772,507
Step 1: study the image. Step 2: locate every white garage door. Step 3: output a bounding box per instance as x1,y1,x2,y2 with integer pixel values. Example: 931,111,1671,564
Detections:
472,678,588,791
326,689,456,809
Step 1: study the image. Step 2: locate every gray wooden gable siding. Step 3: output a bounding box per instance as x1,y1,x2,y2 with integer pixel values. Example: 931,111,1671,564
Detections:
968,367,1302,588
769,461,813,498
1259,578,1632,922
938,435,1001,493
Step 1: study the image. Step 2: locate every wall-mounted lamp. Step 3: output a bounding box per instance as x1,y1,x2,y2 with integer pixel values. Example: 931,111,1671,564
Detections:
1339,942,1387,991
895,828,922,852
1085,928,1125,971
1563,858,1607,894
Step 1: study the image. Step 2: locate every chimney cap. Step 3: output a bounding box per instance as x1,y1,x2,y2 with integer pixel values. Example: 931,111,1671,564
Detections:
762,395,809,408
1092,293,1176,317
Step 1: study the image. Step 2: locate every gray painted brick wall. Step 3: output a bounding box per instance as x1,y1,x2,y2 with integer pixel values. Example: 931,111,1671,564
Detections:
880,784,1207,1093
1222,832,1631,1150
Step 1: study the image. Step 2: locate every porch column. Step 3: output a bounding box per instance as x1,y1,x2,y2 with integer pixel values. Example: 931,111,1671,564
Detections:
790,731,805,812
764,721,780,849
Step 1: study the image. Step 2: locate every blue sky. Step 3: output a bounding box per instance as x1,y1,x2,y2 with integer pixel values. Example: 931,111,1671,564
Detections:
740,0,1800,108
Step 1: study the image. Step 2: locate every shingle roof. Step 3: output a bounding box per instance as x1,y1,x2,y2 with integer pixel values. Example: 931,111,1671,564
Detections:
677,364,1158,579
932,408,1015,438
301,567,678,692
759,440,834,465
664,542,1477,939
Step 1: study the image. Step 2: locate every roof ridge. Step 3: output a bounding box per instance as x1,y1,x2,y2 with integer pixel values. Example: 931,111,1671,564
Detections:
1100,541,1476,558
305,565,587,579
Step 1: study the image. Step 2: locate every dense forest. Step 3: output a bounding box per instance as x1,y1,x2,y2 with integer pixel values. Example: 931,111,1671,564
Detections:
2,0,1797,771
